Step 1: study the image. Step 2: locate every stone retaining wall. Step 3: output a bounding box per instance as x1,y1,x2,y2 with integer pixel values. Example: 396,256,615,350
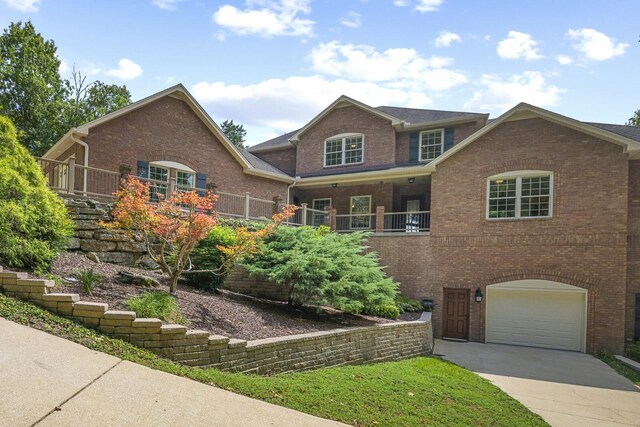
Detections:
62,196,155,267
0,268,433,375
224,268,290,302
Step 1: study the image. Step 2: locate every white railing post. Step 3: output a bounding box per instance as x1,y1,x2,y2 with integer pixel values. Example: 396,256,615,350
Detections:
244,192,251,220
67,157,75,194
170,177,176,195
301,203,308,226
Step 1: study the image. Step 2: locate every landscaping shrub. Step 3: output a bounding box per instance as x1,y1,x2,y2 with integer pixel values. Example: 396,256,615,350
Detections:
0,116,73,271
242,226,399,318
185,225,240,292
364,303,401,319
76,268,103,295
626,341,640,363
126,291,186,324
395,294,423,313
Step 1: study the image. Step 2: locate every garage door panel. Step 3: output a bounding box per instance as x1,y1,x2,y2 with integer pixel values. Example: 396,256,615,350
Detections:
486,287,585,352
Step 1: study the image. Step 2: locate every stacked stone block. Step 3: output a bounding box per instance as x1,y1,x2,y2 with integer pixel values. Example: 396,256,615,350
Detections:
0,266,433,374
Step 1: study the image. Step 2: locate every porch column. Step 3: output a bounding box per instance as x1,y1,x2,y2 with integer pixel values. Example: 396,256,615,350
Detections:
301,203,308,225
206,182,218,194
66,157,76,195
119,164,132,188
244,192,251,220
375,206,385,233
327,207,337,230
272,195,283,215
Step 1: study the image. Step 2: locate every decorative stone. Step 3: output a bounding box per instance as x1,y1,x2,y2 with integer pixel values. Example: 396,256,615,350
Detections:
93,252,140,265
160,324,187,334
103,310,137,320
93,230,130,242
117,271,160,288
80,240,117,252
75,230,95,239
74,220,101,230
132,318,162,328
66,237,80,250
73,301,108,312
138,255,160,270
86,252,100,263
42,293,80,302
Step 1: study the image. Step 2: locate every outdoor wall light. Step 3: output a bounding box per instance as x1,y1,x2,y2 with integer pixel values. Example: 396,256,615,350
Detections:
475,288,483,303
408,177,415,184
331,183,338,188
421,299,434,312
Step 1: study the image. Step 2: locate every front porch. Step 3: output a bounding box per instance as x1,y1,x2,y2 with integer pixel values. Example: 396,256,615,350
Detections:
291,175,431,233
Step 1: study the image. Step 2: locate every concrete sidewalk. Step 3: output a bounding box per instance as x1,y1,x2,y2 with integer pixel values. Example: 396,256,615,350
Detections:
435,339,640,427
0,318,344,426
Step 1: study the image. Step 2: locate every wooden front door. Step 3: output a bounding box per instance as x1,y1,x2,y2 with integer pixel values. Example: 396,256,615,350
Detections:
443,288,469,340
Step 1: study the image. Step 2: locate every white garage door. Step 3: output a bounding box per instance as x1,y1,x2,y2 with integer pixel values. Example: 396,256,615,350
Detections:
486,280,586,352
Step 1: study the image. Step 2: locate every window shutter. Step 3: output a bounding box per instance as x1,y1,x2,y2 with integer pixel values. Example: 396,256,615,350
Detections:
444,128,455,151
409,132,419,162
196,173,207,189
137,160,149,177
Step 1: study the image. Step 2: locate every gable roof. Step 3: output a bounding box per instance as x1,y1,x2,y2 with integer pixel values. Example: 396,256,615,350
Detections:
427,102,640,170
289,95,404,143
44,84,293,182
248,129,298,153
375,106,487,126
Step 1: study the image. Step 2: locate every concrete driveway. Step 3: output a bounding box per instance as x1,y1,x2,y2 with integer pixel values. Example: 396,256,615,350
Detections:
435,339,640,427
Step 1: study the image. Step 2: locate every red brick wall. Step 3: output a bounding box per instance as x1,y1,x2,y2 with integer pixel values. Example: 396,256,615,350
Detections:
252,146,296,176
627,160,640,342
83,96,288,200
296,106,396,176
368,118,630,353
395,121,483,164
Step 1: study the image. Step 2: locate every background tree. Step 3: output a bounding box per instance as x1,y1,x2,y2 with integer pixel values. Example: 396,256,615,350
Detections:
0,21,67,155
63,67,131,128
220,119,247,149
628,109,640,126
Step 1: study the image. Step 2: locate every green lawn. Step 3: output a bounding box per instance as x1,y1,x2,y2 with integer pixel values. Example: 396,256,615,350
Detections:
596,352,640,387
0,294,547,427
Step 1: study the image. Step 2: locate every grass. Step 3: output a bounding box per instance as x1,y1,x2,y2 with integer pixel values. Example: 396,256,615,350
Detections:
595,351,640,387
126,291,186,324
0,294,547,427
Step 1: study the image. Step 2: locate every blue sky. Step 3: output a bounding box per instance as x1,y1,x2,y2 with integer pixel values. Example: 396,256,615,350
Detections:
1,0,638,145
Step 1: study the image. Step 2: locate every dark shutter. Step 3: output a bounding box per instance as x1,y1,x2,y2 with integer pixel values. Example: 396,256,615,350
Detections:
444,127,454,151
196,173,207,195
409,132,419,162
137,160,149,177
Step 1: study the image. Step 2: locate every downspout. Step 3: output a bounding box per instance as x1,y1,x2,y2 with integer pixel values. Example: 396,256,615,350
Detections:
287,177,298,205
70,131,89,194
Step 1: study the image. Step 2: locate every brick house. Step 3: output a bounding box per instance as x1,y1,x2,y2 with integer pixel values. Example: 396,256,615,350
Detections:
248,95,640,354
42,84,292,203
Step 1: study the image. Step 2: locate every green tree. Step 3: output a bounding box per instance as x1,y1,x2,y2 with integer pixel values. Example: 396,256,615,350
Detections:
0,21,67,155
242,226,400,318
0,115,73,271
220,119,247,149
628,109,640,126
63,67,131,128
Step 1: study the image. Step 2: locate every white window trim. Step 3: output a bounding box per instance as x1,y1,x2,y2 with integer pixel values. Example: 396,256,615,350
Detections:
349,195,372,230
312,198,332,210
323,133,365,168
418,128,444,162
486,170,554,220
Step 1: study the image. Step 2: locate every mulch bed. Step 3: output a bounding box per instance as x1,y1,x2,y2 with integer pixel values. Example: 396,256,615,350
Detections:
47,253,418,341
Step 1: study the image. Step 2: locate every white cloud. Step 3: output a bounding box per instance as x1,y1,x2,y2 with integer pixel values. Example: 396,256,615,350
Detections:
393,0,442,12
497,31,543,60
415,0,443,12
340,11,361,28
567,28,628,61
58,59,71,76
3,0,39,12
192,76,433,143
308,41,467,91
434,31,461,48
556,54,573,65
213,0,314,38
151,0,184,10
464,71,563,111
105,58,143,81
156,75,175,85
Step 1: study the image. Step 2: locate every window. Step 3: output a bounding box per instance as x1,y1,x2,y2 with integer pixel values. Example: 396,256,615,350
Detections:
312,198,331,226
149,165,169,201
487,172,552,219
324,134,363,167
419,129,444,161
350,195,371,229
176,170,195,191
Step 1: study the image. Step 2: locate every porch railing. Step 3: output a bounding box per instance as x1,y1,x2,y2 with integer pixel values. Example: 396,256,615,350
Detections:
383,211,430,232
335,213,376,232
287,204,329,227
